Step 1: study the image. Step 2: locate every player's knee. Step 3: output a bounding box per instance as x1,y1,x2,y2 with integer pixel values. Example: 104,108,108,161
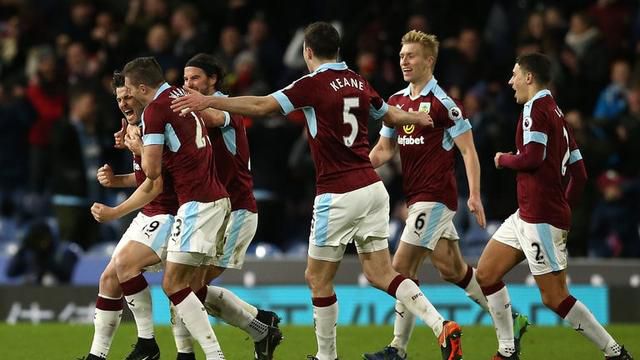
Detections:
114,250,137,280
99,268,120,294
475,266,497,288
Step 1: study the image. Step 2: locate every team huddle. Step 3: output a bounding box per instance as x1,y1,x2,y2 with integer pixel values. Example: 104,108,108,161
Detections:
82,22,633,360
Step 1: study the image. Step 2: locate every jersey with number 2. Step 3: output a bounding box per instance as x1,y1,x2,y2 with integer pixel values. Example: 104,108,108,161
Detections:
515,90,578,230
142,84,228,206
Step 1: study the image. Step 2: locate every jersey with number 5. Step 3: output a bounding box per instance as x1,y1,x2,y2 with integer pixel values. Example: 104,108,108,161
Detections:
142,84,228,206
271,62,388,195
515,90,580,230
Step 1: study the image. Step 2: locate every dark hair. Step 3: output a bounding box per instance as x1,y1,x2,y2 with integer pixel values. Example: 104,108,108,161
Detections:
185,53,225,88
516,52,552,85
122,57,164,88
303,22,340,59
111,70,124,94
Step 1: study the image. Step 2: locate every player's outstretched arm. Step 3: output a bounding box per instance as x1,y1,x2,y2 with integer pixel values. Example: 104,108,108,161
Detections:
369,133,397,168
383,105,433,127
90,176,163,223
170,87,280,118
201,108,228,128
97,164,136,188
454,131,486,228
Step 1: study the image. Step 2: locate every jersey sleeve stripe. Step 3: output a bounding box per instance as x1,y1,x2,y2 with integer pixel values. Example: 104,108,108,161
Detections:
143,134,165,146
369,101,389,120
447,118,472,139
569,149,583,164
379,124,397,138
222,111,231,127
523,131,548,146
271,90,295,115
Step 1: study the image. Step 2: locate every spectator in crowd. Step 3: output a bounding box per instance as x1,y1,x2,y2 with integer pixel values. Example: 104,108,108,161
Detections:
50,88,103,250
25,46,66,194
171,3,208,64
143,23,180,84
215,25,244,76
6,221,80,285
589,170,640,258
615,83,640,177
594,58,631,121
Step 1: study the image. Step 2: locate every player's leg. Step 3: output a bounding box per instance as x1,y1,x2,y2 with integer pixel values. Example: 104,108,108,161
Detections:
85,259,123,360
528,222,632,359
163,199,231,360
305,250,342,360
114,240,163,359
476,213,526,359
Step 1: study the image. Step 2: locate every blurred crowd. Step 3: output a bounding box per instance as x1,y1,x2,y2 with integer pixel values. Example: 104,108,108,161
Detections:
1,0,640,283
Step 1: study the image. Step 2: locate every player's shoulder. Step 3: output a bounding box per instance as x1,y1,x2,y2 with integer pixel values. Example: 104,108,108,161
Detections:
431,84,464,121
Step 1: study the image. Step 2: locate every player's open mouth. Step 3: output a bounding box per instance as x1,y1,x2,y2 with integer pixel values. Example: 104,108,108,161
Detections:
124,109,134,116
402,68,412,75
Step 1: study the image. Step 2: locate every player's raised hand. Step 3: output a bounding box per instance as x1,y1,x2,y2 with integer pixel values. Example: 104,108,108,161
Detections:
91,202,118,223
494,152,512,169
125,131,143,156
114,118,127,149
170,86,209,115
467,196,487,228
97,164,115,187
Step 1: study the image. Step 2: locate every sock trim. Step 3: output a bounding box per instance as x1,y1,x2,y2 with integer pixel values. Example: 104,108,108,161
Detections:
412,278,420,286
169,287,192,305
481,281,505,296
195,286,207,303
455,265,473,289
387,274,407,297
312,293,337,307
120,273,148,296
96,295,123,311
554,295,577,318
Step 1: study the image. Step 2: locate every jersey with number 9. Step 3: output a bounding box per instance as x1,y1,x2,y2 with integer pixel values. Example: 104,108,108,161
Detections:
142,84,228,206
515,90,581,230
271,62,388,195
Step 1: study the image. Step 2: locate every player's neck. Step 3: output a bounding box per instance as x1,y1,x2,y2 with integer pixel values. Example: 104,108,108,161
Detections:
308,57,338,72
409,74,432,98
526,85,547,102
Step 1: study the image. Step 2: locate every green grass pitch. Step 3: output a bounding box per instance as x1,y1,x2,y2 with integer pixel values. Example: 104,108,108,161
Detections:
1,324,638,359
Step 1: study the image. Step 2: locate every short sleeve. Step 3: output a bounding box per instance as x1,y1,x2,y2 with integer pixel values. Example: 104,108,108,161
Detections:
445,99,472,139
271,76,316,115
364,81,388,120
379,124,397,138
522,103,550,146
142,103,167,146
566,125,583,164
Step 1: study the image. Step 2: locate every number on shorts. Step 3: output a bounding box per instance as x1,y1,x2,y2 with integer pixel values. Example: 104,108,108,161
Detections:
172,218,183,239
532,242,544,261
415,213,426,230
142,220,160,236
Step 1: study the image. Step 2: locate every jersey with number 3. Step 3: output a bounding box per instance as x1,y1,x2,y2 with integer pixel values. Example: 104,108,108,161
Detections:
271,62,388,195
515,90,578,230
142,84,228,206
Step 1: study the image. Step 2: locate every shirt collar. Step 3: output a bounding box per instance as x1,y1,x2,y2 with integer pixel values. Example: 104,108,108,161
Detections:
402,77,438,99
153,82,171,100
314,61,348,73
525,89,552,106
213,90,228,97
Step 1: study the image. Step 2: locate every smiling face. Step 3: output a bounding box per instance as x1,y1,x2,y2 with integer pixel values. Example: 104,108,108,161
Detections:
115,86,143,125
399,42,432,84
508,63,530,104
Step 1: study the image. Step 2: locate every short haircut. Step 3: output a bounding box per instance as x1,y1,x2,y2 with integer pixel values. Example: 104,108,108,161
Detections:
122,57,164,87
111,70,124,94
185,53,224,83
516,52,552,86
401,30,440,63
303,22,340,60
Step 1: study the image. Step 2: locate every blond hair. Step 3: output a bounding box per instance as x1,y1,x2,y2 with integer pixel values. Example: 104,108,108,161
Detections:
401,30,439,62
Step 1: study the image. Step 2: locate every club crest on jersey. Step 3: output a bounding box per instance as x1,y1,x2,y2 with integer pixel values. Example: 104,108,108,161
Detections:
523,116,532,131
448,106,462,120
403,124,415,134
418,102,431,113
133,161,141,171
